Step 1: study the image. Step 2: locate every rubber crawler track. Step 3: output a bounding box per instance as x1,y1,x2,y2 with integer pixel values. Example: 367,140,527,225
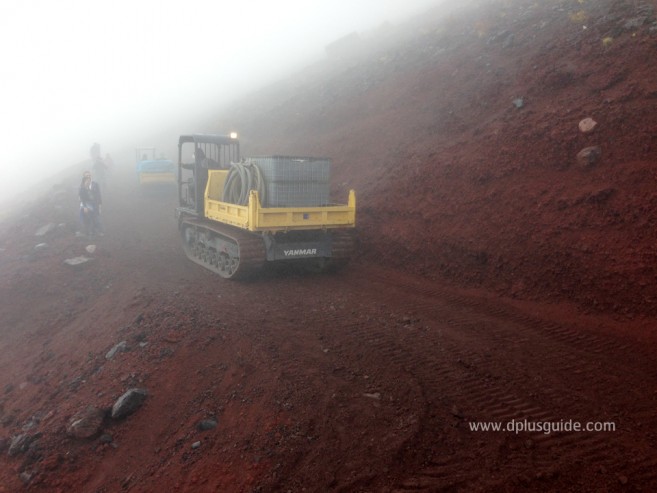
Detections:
181,219,355,278
180,218,266,279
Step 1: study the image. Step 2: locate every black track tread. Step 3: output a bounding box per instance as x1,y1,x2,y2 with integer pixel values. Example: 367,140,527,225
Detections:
330,229,355,262
181,218,266,279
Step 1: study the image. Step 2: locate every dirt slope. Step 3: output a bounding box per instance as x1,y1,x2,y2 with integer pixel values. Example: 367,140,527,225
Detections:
224,0,657,317
1,0,657,492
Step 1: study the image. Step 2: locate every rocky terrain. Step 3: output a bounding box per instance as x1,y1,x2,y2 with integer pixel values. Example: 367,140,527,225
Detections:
0,0,656,491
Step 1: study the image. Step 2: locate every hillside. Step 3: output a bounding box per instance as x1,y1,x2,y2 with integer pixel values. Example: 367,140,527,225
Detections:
225,0,657,317
0,0,656,491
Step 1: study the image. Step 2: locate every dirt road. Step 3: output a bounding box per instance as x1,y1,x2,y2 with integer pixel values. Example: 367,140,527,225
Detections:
2,1,657,488
0,174,655,492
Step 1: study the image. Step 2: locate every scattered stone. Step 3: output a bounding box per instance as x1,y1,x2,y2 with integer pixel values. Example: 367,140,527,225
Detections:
21,417,39,432
66,406,105,439
99,433,113,444
487,29,514,47
197,419,218,431
512,98,524,109
35,223,56,236
133,332,147,343
106,341,128,360
576,146,602,168
578,117,597,133
585,187,615,204
33,243,48,252
111,388,148,419
63,256,92,268
8,434,34,457
450,405,465,419
122,474,134,488
363,392,381,400
502,32,515,49
163,333,182,344
70,375,90,392
19,470,35,484
85,245,97,254
191,441,201,449
159,347,174,359
624,17,648,30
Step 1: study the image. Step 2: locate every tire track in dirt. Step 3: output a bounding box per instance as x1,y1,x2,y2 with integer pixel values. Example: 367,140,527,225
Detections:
221,298,423,493
307,268,657,491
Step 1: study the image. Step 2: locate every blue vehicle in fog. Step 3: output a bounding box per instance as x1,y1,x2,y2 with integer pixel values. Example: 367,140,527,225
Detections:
136,147,175,186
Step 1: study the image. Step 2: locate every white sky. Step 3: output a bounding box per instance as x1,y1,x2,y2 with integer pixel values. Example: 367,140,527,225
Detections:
0,0,442,202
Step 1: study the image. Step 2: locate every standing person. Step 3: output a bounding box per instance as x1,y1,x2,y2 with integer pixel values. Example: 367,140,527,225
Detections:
90,142,101,161
78,171,103,237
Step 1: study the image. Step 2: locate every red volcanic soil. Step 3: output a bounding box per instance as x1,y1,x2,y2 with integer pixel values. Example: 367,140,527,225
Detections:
1,0,657,491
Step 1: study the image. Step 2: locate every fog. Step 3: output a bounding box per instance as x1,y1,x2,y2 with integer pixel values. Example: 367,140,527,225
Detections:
0,0,443,205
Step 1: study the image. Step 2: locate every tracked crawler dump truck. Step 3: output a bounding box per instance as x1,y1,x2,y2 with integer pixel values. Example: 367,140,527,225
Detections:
175,134,356,279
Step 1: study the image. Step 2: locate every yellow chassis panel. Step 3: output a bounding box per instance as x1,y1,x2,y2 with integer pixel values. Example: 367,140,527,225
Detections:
139,172,176,184
204,170,356,233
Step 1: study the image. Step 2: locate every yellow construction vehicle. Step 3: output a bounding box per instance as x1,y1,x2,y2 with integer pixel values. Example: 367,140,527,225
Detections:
175,134,356,279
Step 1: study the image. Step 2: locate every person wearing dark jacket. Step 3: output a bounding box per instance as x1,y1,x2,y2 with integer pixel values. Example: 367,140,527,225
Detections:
79,170,103,236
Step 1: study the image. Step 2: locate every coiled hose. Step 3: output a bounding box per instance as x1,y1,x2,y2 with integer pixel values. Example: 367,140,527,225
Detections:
223,160,266,206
